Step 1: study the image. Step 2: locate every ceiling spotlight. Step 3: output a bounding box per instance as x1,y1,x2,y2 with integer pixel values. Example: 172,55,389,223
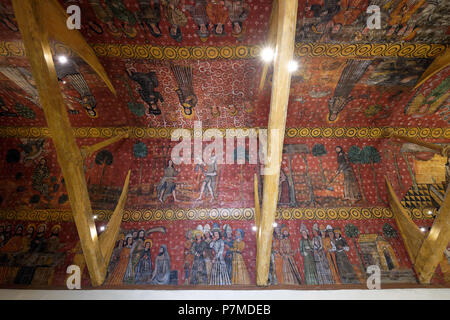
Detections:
252,226,257,232
288,60,298,73
58,55,68,64
427,210,433,215
93,215,98,220
273,222,278,227
100,226,105,231
261,47,274,62
420,227,426,233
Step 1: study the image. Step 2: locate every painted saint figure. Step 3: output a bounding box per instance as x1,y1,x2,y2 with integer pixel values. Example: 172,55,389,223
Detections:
312,224,335,284
185,0,210,41
333,228,360,284
224,0,250,39
106,234,133,285
105,0,138,38
209,225,231,285
299,224,319,285
126,68,164,116
335,146,361,203
222,224,234,281
189,230,208,285
157,160,179,203
134,239,153,284
162,0,188,42
279,225,303,284
170,64,197,117
324,225,341,284
151,245,171,285
206,0,228,36
137,0,162,38
230,229,250,285
327,59,372,122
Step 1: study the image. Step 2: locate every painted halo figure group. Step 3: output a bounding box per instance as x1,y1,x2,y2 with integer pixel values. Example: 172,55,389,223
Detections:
269,223,360,285
105,228,172,285
184,223,250,285
87,0,250,42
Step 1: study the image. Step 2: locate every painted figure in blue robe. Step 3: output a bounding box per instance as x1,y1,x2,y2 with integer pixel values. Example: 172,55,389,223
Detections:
134,239,153,284
222,224,233,281
151,245,171,285
189,230,208,285
299,223,319,285
209,224,231,285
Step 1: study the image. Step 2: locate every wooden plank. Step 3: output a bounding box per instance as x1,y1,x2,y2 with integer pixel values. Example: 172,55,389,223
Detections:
389,132,449,156
415,47,450,89
254,173,261,243
99,170,131,271
256,0,298,286
42,0,116,95
258,0,279,92
414,186,450,283
80,131,129,158
11,0,121,287
385,178,425,263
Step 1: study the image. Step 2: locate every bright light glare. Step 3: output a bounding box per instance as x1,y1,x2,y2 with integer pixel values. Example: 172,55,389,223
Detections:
261,47,274,62
273,222,278,227
100,226,105,231
288,60,298,72
58,55,68,64
252,226,257,232
420,227,426,232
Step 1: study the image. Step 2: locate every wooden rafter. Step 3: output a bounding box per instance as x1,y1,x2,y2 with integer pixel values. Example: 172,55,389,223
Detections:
12,0,128,286
256,0,298,286
80,130,129,159
386,178,450,283
415,47,450,89
258,0,279,92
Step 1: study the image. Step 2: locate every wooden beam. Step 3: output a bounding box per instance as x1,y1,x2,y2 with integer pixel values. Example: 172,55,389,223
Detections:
258,0,279,92
388,132,450,157
41,0,116,95
385,178,425,263
80,130,129,159
414,186,450,283
99,170,131,270
386,177,450,284
12,0,121,287
415,47,450,89
254,173,261,243
256,0,298,286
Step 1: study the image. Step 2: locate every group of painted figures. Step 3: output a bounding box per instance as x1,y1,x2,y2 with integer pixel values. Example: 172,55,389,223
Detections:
105,227,173,285
184,223,251,285
269,223,361,285
298,0,447,43
0,223,65,286
87,0,250,41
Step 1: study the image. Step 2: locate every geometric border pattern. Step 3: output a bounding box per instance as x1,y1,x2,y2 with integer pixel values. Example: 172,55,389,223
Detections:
0,207,436,222
1,41,447,60
1,126,450,139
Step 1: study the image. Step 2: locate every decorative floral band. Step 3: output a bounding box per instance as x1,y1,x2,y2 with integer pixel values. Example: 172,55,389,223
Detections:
0,41,447,60
1,126,449,139
0,207,435,222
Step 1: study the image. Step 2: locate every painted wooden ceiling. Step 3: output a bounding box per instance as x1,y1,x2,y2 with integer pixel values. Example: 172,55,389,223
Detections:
0,0,449,214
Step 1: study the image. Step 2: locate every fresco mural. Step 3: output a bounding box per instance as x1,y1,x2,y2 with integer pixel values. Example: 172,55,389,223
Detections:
0,0,448,290
0,217,442,288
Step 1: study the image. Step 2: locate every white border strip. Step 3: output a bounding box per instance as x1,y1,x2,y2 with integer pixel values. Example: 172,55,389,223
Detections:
0,289,449,300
